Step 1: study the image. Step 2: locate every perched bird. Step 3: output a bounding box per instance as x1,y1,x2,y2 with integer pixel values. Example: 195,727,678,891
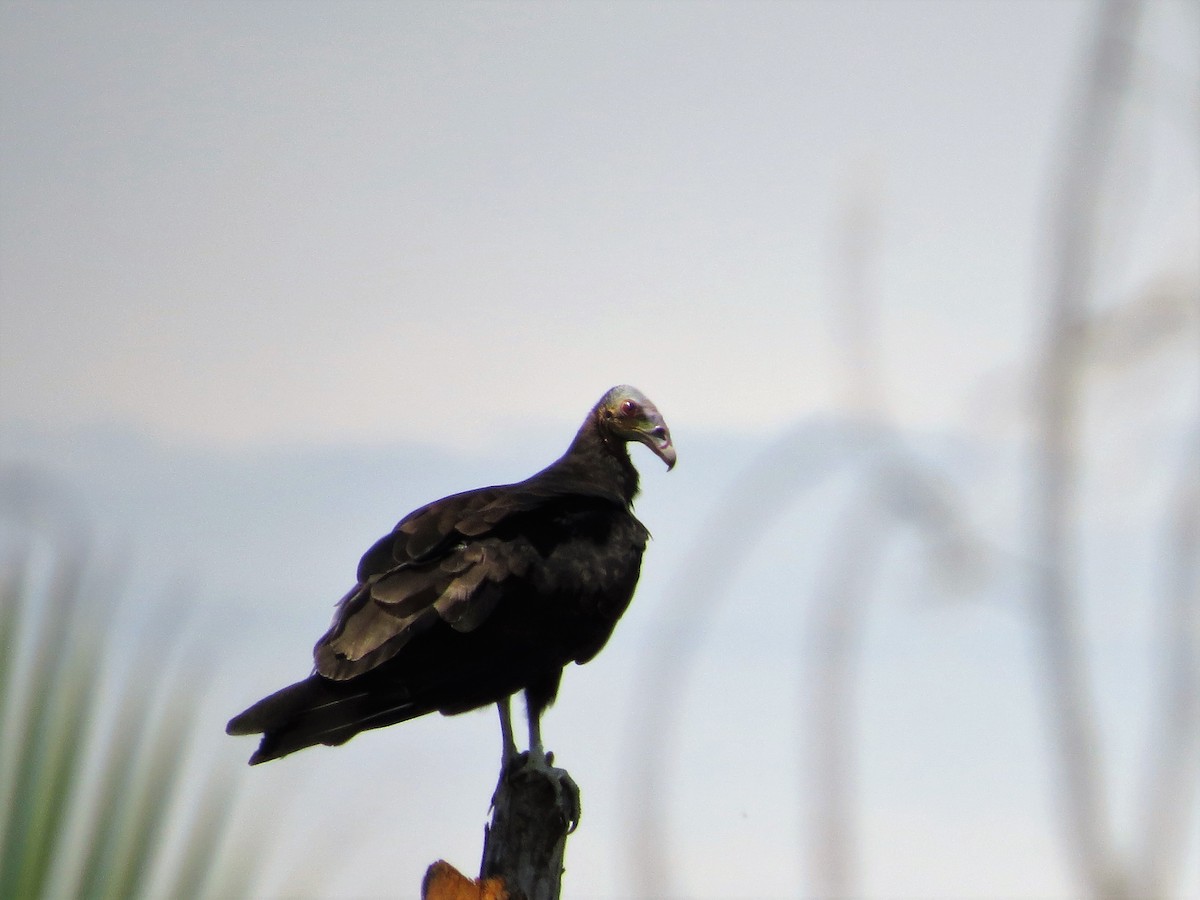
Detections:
227,385,674,766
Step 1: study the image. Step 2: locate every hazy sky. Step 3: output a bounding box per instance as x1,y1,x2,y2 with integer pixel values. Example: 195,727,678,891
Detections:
2,3,1198,897
4,0,1194,450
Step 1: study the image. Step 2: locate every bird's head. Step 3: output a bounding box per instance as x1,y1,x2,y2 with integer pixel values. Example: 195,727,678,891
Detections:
597,385,676,470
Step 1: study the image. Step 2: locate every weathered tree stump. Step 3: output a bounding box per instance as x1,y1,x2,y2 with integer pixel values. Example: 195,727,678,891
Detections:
421,752,580,899
476,751,581,900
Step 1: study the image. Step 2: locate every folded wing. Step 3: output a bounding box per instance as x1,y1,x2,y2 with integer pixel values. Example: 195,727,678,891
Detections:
314,487,545,680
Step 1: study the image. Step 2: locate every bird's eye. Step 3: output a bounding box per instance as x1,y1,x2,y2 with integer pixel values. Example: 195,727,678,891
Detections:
620,399,640,417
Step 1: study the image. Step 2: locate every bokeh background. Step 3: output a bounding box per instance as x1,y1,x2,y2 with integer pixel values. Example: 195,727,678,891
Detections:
2,1,1197,897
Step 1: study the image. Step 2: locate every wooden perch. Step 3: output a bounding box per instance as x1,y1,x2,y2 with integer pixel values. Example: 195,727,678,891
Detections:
424,752,581,900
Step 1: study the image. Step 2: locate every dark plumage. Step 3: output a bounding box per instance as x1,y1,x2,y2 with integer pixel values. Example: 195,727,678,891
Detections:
227,385,674,766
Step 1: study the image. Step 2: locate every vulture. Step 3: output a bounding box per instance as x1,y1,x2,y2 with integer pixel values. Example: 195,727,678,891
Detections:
227,385,674,766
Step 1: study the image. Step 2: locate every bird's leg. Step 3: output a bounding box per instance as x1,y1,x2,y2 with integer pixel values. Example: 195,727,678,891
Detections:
497,696,518,767
526,704,547,768
523,686,553,769
522,675,560,769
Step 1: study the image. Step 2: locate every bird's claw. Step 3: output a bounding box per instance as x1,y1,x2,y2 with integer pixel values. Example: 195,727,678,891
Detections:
490,750,581,833
557,767,581,834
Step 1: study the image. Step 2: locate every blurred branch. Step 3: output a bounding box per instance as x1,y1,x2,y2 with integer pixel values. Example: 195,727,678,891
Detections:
806,449,990,899
1134,256,1200,894
1081,277,1198,374
831,170,884,417
807,174,994,899
805,491,883,900
1136,425,1200,897
807,180,888,899
963,275,1198,444
1030,1,1145,896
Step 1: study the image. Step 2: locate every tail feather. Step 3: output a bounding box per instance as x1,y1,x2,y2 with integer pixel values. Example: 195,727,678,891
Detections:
226,674,430,765
227,634,548,764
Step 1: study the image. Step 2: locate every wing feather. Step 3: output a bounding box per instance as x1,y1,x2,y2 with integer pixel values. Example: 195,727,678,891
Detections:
315,483,612,682
315,587,440,676
316,491,542,681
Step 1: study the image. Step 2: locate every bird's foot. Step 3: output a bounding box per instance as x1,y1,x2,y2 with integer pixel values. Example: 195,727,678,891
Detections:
490,749,581,834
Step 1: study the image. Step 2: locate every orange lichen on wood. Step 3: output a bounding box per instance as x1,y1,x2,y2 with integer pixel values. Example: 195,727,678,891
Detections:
422,860,509,900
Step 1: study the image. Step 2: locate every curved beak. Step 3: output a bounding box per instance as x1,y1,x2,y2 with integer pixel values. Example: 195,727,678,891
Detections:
633,419,676,470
